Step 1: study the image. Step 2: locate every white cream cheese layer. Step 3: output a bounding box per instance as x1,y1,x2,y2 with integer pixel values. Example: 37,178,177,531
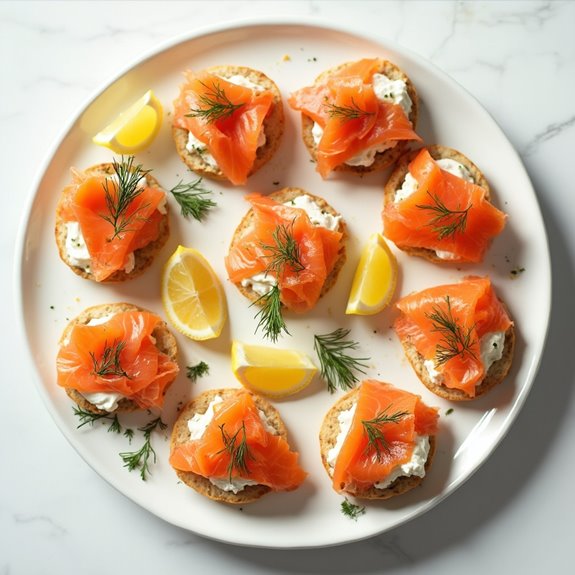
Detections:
240,194,341,296
78,314,124,412
394,157,475,260
326,403,430,490
64,175,163,273
186,395,277,493
312,72,412,167
424,330,506,385
395,158,474,204
185,74,267,165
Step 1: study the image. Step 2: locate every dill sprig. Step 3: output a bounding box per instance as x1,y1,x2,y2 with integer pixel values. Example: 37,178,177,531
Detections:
73,406,122,434
119,417,167,481
251,222,305,342
313,328,370,393
217,421,254,483
425,296,477,366
252,284,289,343
260,221,305,277
186,361,210,383
101,156,151,240
362,406,410,462
341,498,366,520
186,79,244,123
325,97,374,122
416,191,471,240
89,339,129,378
169,178,216,221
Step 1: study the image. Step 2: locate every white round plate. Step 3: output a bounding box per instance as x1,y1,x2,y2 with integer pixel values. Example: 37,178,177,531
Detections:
16,20,550,548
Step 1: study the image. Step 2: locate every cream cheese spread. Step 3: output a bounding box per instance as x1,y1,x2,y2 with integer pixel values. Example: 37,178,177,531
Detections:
326,403,430,489
186,394,278,493
312,72,412,167
64,175,164,273
79,314,124,412
424,330,506,385
394,157,475,260
185,74,267,165
240,194,341,296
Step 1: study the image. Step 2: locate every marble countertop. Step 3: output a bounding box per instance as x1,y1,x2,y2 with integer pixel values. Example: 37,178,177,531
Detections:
3,1,574,572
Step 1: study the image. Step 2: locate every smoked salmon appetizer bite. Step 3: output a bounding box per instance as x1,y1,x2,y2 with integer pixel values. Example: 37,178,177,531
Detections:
55,158,169,282
395,276,515,400
170,388,307,504
56,303,179,414
288,58,421,178
319,380,439,499
382,146,507,263
225,187,346,341
172,65,284,186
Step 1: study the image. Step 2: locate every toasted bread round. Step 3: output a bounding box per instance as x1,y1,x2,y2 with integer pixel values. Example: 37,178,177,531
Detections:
299,58,419,174
319,386,436,499
170,388,288,504
172,65,284,183
55,163,169,282
397,318,515,401
229,187,347,307
383,145,491,263
60,302,178,414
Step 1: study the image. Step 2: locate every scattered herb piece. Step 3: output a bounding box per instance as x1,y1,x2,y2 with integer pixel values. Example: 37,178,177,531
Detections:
119,417,167,481
169,178,216,221
101,156,151,240
50,305,55,310
186,79,244,123
362,406,409,462
425,296,476,366
416,191,471,240
313,328,370,393
217,421,254,482
445,408,454,416
510,267,525,277
73,406,122,433
123,428,135,443
89,339,129,378
107,415,122,435
341,498,366,520
186,361,210,383
252,284,289,343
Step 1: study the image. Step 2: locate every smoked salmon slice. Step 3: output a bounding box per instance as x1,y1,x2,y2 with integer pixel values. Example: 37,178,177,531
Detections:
173,71,275,185
169,390,307,491
394,276,513,397
288,58,421,178
57,310,179,409
58,164,165,282
225,193,344,313
331,380,438,493
383,149,506,262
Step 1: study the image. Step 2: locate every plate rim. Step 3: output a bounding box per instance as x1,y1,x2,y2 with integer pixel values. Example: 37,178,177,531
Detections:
14,16,552,548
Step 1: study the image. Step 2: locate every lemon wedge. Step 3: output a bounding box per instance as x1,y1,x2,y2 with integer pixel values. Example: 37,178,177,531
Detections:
345,233,398,315
161,245,227,340
231,341,317,398
92,89,163,154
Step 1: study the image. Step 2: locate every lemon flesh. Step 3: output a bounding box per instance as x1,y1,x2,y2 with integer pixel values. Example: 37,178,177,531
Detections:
161,245,227,340
346,233,398,315
231,341,317,398
92,89,163,154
